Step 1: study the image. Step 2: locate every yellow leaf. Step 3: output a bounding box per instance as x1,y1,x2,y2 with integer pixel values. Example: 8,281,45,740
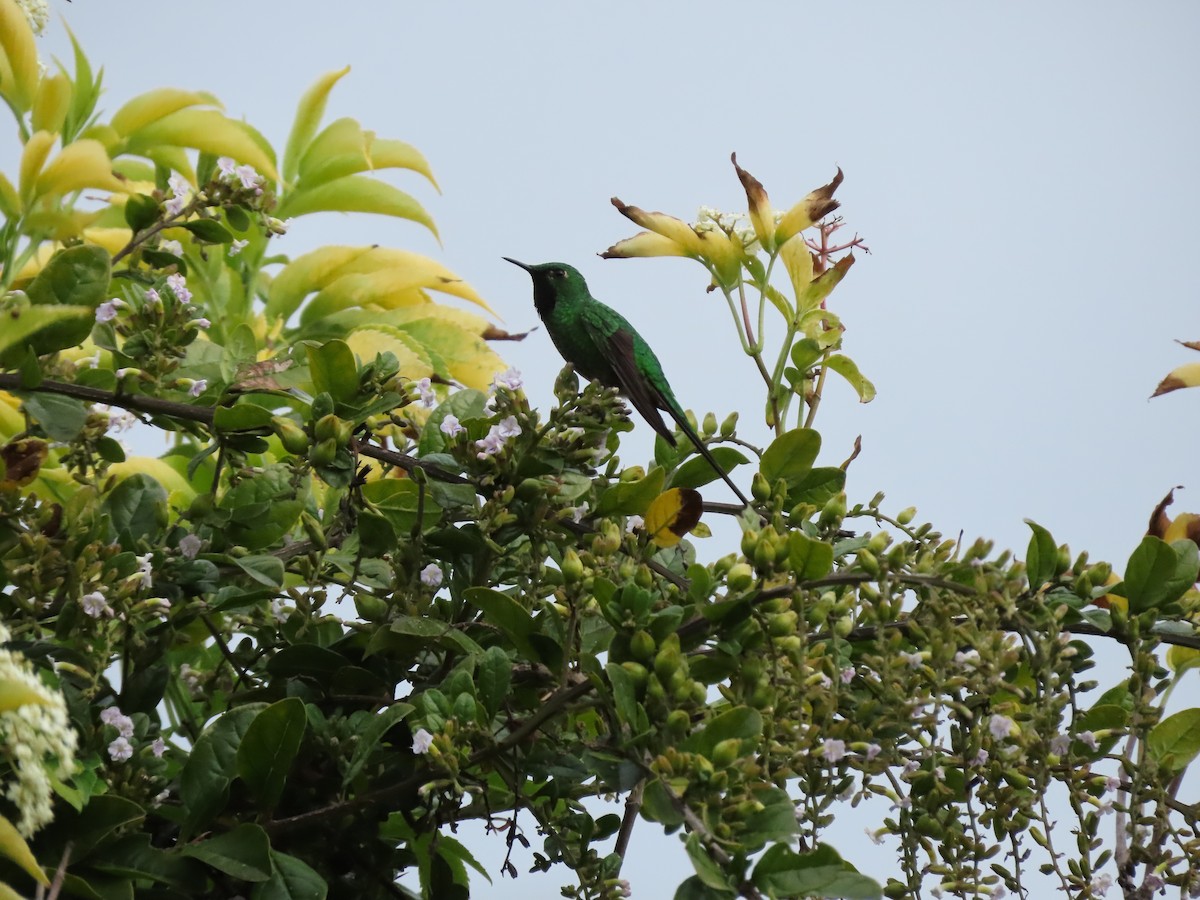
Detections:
81,228,133,257
22,207,105,242
31,72,71,135
124,109,278,181
0,0,40,113
393,316,506,389
143,145,196,186
644,488,703,549
296,116,367,187
109,88,221,137
0,879,31,900
731,153,775,252
274,175,438,239
0,813,49,886
283,66,351,186
0,172,19,217
35,140,124,199
345,325,434,379
1167,643,1200,675
18,130,56,203
108,457,197,507
610,198,704,255
0,676,50,713
600,230,689,260
775,168,844,245
369,138,438,191
0,392,24,439
1152,361,1200,398
779,234,814,302
267,246,375,320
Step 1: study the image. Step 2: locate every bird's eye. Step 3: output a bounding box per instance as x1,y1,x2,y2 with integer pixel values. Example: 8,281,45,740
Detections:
549,268,566,279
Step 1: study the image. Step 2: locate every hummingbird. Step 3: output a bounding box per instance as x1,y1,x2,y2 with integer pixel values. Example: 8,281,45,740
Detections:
504,258,751,509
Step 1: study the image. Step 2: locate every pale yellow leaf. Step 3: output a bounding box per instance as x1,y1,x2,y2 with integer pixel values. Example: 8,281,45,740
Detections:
0,0,40,112
266,246,376,320
108,457,197,506
610,198,704,255
0,676,49,713
775,168,844,245
18,131,56,202
0,172,19,217
778,234,814,302
600,230,689,260
31,72,71,135
393,317,506,389
368,137,438,190
124,109,278,181
81,228,134,257
1152,361,1200,398
109,88,221,137
283,66,351,185
274,175,437,239
35,140,124,199
296,116,367,187
345,325,434,379
143,146,196,186
0,813,49,886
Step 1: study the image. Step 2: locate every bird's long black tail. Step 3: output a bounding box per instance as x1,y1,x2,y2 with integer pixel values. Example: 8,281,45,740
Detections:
666,408,753,509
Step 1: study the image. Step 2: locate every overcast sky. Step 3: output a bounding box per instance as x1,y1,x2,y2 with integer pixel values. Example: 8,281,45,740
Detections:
14,1,1200,895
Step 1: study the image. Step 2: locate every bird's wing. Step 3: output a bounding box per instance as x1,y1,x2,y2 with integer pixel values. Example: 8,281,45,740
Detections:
583,317,677,447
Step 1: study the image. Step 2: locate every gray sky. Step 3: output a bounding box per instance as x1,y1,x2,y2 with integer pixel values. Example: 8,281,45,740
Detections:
16,1,1200,895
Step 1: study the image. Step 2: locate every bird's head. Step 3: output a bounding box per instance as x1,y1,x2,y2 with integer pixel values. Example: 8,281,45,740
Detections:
503,258,589,314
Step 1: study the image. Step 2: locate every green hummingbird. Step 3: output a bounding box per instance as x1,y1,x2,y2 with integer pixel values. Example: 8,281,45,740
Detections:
504,258,750,508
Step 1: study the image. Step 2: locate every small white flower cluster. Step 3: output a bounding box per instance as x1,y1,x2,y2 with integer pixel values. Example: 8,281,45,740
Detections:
15,0,48,34
165,173,192,218
694,205,759,253
217,157,264,193
0,623,78,836
475,416,521,459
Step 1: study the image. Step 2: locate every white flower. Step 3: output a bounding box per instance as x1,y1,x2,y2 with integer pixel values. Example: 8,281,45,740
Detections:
492,367,523,391
266,217,290,235
166,273,191,304
822,739,846,763
496,416,521,439
411,728,434,754
1049,734,1071,755
100,406,138,433
954,649,980,669
1078,730,1098,750
440,414,465,437
840,666,855,684
164,195,187,217
187,379,207,397
229,239,249,256
160,239,183,257
972,749,990,766
415,377,436,407
899,650,924,668
108,736,133,762
420,564,443,588
95,298,124,323
15,0,48,34
178,534,203,559
178,664,200,689
1104,775,1121,793
1091,873,1113,896
152,738,167,758
168,172,190,198
81,590,112,618
217,157,237,180
135,553,153,589
144,288,161,306
234,164,263,190
988,715,1017,741
269,599,289,623
865,827,885,846
625,515,644,532
568,503,589,524
100,706,134,737
189,317,211,330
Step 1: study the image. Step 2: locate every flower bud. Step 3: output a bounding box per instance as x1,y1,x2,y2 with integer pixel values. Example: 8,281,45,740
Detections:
857,549,880,577
309,437,339,467
619,466,645,482
619,661,649,689
896,506,916,525
819,494,847,529
719,411,738,437
272,417,310,455
561,548,584,584
314,414,341,442
711,738,741,768
630,630,656,662
726,562,754,592
702,412,717,436
751,472,771,503
741,529,760,558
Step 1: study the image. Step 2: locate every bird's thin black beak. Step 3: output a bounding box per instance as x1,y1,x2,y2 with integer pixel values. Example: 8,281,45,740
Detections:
502,257,532,273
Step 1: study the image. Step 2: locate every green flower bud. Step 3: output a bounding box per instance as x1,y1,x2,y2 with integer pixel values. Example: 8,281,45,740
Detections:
719,411,738,437
666,709,690,736
711,738,741,768
630,630,656,662
619,661,649,689
561,548,584,584
1088,561,1112,586
896,506,916,525
619,466,645,482
768,611,798,637
271,416,310,455
751,472,772,503
726,562,755,592
741,529,760,558
819,493,847,528
702,412,717,436
857,549,880,577
301,512,327,549
867,531,891,554
1056,544,1072,576
314,413,341,442
309,437,339,466
353,592,389,622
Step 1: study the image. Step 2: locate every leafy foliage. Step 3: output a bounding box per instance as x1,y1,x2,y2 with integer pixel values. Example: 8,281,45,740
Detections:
0,6,1198,900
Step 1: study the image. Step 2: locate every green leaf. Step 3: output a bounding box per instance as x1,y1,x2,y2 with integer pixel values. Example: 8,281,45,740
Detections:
753,843,882,899
476,646,511,719
236,698,307,810
787,466,845,506
213,402,276,432
684,707,762,758
594,468,666,516
123,193,160,231
1124,535,1191,613
1147,708,1200,773
740,787,800,849
307,340,359,405
1024,520,1058,589
103,473,168,547
342,702,415,787
226,204,251,232
20,392,89,441
362,479,441,535
760,428,820,487
251,849,327,900
232,554,285,588
25,245,111,307
96,832,204,888
789,532,834,580
674,875,736,900
388,615,484,657
275,175,438,239
790,337,822,373
219,464,306,550
463,587,537,657
824,354,876,403
0,302,97,363
181,823,272,882
181,218,233,244
640,778,684,827
180,704,265,836
671,447,750,491
605,662,643,732
685,834,735,893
